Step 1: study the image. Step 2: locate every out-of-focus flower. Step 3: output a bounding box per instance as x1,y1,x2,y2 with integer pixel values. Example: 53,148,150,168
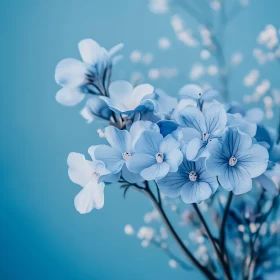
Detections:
157,157,218,204
124,224,134,235
55,38,123,106
206,128,269,194
148,0,169,14
158,37,171,50
127,131,183,180
100,80,154,114
175,104,227,160
67,152,117,214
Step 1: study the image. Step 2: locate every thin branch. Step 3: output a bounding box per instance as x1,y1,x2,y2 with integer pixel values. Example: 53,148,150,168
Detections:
193,204,232,280
143,182,217,280
219,192,233,262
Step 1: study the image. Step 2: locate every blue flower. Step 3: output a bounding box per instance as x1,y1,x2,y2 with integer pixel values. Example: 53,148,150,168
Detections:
55,38,123,106
127,131,183,180
93,121,158,183
227,113,256,137
206,128,269,195
100,80,154,114
179,84,218,102
175,104,227,160
157,157,218,204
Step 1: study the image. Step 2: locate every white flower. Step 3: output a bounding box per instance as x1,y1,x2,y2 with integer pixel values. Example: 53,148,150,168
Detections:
67,151,112,214
124,224,134,235
137,226,155,240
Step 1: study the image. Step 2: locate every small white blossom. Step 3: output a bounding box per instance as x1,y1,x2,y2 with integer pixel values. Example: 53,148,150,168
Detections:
124,224,134,235
148,0,169,14
158,37,171,50
169,259,178,268
130,50,142,63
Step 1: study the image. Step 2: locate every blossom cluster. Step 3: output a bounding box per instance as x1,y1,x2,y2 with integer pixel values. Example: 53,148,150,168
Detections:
55,39,279,214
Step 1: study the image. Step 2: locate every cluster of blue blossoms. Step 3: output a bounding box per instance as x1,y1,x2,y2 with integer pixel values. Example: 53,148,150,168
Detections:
56,39,279,214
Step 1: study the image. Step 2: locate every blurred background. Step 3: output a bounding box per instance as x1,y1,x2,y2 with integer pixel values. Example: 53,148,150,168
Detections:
1,0,279,279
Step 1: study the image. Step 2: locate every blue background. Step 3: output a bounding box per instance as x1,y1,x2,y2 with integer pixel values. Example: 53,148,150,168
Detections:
1,0,279,279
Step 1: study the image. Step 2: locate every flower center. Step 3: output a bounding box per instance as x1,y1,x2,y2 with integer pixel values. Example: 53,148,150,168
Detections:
156,152,164,163
198,92,202,97
229,157,238,167
92,172,100,181
189,171,197,182
122,152,131,161
202,132,210,142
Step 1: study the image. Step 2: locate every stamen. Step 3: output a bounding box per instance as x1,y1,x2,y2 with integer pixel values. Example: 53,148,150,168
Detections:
122,152,131,161
202,132,210,142
156,152,164,163
189,171,198,182
229,157,237,167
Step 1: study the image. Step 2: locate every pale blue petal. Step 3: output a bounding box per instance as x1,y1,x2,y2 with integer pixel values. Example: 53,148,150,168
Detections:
99,172,121,183
204,104,227,134
195,158,219,193
223,128,252,159
56,87,85,106
157,172,187,198
227,114,256,137
99,96,128,113
108,80,133,102
129,121,159,147
159,135,180,153
122,164,143,183
206,140,228,176
186,138,205,160
94,145,123,173
126,153,156,173
179,84,203,100
78,38,103,65
108,43,124,57
180,181,213,204
104,126,131,153
134,130,163,155
176,106,206,133
178,127,201,143
218,166,252,195
55,58,86,88
255,174,277,195
238,143,268,178
245,108,264,124
141,162,169,180
201,89,218,101
164,149,183,172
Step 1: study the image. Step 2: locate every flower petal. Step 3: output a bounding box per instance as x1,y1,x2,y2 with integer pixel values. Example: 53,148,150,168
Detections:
55,58,86,88
157,172,187,198
141,162,169,180
201,89,218,101
204,104,227,134
176,106,206,133
78,38,103,65
108,80,133,103
238,143,268,178
94,145,123,173
56,87,85,106
186,138,206,161
122,164,143,183
126,153,157,173
180,181,213,204
67,152,93,187
164,149,183,172
157,120,178,137
108,43,124,57
134,130,163,155
218,166,252,195
160,135,180,153
129,121,160,147
255,173,277,195
74,181,105,214
104,126,131,153
130,84,154,108
179,84,203,100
